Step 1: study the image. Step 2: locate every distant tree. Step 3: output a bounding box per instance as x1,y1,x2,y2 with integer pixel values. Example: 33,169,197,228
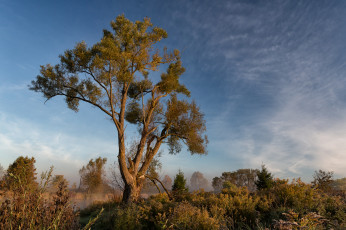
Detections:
190,171,208,191
49,175,69,193
212,168,259,192
30,14,208,203
0,163,5,180
255,164,273,190
79,157,107,193
141,156,162,194
0,164,5,188
162,175,172,191
172,170,188,193
312,169,334,192
71,182,77,191
212,176,223,193
145,155,162,181
233,169,258,191
4,156,37,191
331,177,346,192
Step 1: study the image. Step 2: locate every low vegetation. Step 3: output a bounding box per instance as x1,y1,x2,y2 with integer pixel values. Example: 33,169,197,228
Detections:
0,156,345,229
80,179,345,229
0,167,79,230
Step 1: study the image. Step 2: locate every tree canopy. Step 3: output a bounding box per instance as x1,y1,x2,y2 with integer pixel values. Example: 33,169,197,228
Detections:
30,14,207,202
162,175,172,191
3,156,37,191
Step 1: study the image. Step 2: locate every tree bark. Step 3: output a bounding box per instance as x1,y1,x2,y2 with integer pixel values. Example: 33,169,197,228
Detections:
122,178,144,203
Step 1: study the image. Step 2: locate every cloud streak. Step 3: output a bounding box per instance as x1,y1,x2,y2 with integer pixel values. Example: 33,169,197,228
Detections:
170,1,346,179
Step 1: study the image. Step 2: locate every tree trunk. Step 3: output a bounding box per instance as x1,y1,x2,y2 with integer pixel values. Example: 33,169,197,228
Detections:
122,180,143,203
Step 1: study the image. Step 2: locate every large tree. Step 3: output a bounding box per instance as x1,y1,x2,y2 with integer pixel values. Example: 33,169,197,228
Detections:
30,15,207,202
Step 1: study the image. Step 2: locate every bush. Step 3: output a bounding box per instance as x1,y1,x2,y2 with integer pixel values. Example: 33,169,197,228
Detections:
167,201,219,230
0,167,79,230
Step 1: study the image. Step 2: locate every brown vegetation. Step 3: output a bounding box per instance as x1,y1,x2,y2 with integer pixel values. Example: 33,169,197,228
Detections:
0,167,79,230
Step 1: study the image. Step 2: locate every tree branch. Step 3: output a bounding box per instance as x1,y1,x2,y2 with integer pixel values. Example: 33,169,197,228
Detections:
56,91,113,118
145,175,172,200
108,63,121,128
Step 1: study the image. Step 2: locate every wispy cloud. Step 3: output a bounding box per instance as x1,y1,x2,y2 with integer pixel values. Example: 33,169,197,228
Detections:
177,1,346,179
1,0,345,182
0,112,117,182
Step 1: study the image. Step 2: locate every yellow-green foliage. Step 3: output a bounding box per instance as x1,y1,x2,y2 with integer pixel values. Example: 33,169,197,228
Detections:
80,178,345,230
167,201,219,230
112,204,145,230
268,178,321,212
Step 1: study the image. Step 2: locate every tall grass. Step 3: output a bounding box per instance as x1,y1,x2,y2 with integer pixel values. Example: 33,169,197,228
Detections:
0,167,79,230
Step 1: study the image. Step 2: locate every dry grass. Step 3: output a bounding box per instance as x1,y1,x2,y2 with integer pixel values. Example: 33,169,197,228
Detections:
0,167,79,230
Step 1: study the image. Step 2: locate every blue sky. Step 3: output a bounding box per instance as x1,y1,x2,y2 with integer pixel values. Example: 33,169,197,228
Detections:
1,0,346,184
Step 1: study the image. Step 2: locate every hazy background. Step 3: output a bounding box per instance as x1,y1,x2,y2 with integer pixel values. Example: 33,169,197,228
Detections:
1,0,346,185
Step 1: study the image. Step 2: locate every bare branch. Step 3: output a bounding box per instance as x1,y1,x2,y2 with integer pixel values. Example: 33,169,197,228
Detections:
145,175,172,200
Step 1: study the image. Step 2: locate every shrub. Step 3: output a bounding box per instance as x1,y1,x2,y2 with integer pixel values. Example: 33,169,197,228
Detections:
269,178,320,213
172,170,188,194
167,201,219,230
0,167,79,230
